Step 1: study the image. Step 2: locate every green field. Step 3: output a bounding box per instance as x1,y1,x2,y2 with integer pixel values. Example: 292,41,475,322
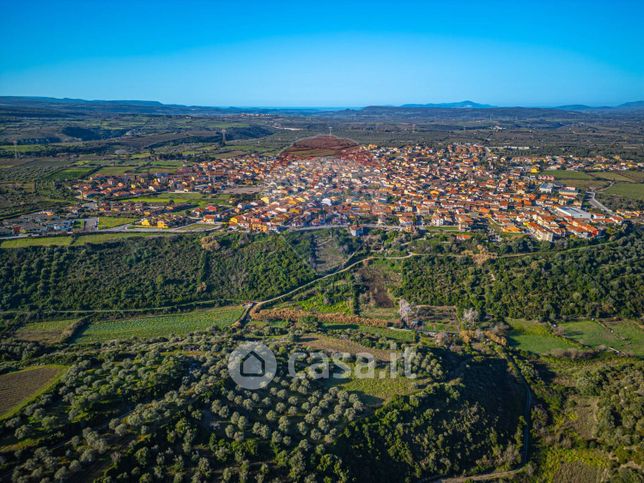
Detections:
603,183,644,201
14,319,78,344
291,293,352,314
0,236,73,248
76,305,243,342
0,365,67,419
326,363,421,406
360,326,416,342
98,216,137,229
46,167,95,181
1,232,174,248
562,319,643,356
589,171,635,182
122,192,232,207
94,165,138,176
545,170,593,180
507,319,575,354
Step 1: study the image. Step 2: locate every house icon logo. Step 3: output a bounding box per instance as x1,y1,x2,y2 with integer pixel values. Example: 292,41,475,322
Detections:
240,350,265,377
228,342,276,390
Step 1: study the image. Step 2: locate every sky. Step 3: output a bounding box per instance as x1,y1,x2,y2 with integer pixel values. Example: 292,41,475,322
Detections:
0,0,643,107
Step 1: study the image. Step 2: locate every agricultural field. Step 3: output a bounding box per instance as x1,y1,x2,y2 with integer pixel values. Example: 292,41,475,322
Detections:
539,448,611,483
97,216,137,229
121,192,233,207
416,305,459,332
14,319,78,344
0,231,173,248
561,319,643,356
603,182,644,200
506,319,576,354
280,292,352,314
300,334,393,361
545,170,593,180
0,236,73,248
589,171,635,182
0,366,67,419
93,165,139,176
46,167,95,181
359,325,416,342
326,363,422,406
75,305,243,342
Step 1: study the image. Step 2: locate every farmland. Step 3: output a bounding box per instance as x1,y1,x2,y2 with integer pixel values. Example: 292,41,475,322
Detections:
75,305,243,342
0,366,67,419
546,170,593,180
506,319,576,354
46,167,95,181
561,319,644,356
327,364,421,406
0,231,174,248
603,182,644,200
14,319,79,344
97,216,137,229
121,192,233,207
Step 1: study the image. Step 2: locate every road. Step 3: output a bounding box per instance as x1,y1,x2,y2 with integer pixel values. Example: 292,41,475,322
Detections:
587,190,614,215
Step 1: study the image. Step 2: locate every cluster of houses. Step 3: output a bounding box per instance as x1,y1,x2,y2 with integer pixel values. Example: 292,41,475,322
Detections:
2,143,640,240
221,144,630,240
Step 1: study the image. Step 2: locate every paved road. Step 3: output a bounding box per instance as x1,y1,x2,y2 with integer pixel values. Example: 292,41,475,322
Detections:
587,190,614,215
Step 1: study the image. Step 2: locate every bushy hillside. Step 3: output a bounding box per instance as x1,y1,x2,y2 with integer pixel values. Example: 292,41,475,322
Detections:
400,231,643,321
0,234,316,311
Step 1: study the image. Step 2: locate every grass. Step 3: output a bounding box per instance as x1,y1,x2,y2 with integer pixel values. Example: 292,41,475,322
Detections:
545,170,593,180
360,326,416,342
294,293,352,314
98,216,137,229
561,319,643,355
589,171,634,182
0,236,73,248
540,448,610,483
507,319,575,354
1,232,175,248
361,306,399,320
121,192,233,207
0,365,67,420
300,334,392,361
46,167,95,181
94,166,138,176
326,362,421,406
603,183,644,201
320,322,415,342
76,305,243,342
14,319,78,344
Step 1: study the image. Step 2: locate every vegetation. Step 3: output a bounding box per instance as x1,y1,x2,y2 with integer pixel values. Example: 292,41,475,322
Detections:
506,319,576,354
97,216,136,229
400,230,643,321
76,305,243,342
0,233,316,311
14,318,79,344
0,365,67,419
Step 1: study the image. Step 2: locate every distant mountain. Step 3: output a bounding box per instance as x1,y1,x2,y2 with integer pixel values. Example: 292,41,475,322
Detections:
617,100,644,109
401,100,495,109
556,104,603,111
556,101,644,112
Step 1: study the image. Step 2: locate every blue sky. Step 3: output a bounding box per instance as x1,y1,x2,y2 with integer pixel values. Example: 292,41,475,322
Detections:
0,0,642,107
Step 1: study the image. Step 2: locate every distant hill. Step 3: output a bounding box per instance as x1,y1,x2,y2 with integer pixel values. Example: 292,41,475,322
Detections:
617,100,644,109
1,96,642,119
556,101,644,112
401,100,494,109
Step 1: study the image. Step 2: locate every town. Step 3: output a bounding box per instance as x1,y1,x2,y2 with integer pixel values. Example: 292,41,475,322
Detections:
1,138,639,242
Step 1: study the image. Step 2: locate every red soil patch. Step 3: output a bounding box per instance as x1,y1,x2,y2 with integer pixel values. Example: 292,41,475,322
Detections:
278,135,373,165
